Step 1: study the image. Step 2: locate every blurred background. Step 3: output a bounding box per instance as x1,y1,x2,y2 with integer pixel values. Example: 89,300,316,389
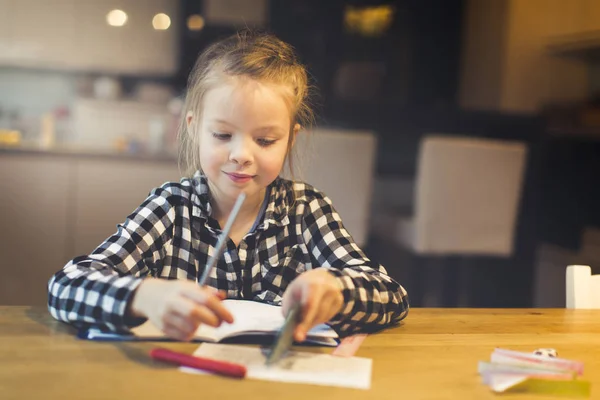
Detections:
2,0,600,309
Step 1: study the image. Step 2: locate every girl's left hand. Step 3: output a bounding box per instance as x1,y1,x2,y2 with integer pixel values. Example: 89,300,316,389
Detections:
281,268,344,342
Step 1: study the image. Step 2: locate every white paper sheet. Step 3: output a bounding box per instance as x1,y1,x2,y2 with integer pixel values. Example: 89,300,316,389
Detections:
181,343,372,390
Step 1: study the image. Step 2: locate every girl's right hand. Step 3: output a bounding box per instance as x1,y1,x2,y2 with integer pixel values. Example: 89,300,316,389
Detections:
129,279,234,341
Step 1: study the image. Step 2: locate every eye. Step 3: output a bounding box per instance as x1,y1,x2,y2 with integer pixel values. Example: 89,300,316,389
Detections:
212,132,231,141
257,138,276,147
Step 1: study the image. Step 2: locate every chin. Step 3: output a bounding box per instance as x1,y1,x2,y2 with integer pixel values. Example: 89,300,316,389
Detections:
223,181,251,194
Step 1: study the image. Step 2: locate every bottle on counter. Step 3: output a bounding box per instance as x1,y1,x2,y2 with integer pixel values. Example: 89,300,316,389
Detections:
148,116,166,154
40,112,55,148
53,106,72,143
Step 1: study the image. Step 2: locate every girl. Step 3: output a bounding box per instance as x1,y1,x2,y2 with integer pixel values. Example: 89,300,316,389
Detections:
48,31,409,342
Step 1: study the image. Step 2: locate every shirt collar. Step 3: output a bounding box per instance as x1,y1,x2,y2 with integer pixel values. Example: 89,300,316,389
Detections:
191,171,292,229
260,177,291,229
190,171,212,221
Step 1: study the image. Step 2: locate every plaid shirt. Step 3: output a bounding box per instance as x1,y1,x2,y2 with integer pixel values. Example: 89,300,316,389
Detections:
48,171,409,336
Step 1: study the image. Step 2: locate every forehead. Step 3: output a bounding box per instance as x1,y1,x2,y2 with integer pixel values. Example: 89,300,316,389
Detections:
202,78,293,128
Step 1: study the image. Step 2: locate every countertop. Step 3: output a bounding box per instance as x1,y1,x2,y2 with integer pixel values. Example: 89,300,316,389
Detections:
0,141,178,163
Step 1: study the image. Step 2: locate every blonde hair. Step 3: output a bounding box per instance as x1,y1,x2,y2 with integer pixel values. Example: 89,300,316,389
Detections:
178,30,314,178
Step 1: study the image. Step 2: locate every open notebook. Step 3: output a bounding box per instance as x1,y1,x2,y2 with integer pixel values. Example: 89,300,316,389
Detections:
78,299,339,346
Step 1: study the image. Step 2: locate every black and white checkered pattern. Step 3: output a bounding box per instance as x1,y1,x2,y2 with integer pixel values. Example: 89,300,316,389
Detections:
47,171,409,335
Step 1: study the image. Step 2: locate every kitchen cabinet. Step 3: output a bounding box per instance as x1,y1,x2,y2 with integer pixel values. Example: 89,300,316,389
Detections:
546,0,600,36
542,0,590,37
0,151,181,305
584,0,600,32
0,0,14,64
9,0,76,69
0,0,178,76
0,154,71,305
460,0,592,113
71,158,181,257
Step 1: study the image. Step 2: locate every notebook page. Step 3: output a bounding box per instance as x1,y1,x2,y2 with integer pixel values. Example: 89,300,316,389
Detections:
206,300,338,342
125,300,280,340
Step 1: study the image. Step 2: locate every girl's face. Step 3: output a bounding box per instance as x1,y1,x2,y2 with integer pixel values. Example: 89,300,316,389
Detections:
190,78,294,205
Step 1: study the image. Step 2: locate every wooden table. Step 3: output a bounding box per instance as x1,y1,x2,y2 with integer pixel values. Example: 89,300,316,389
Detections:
1,307,600,399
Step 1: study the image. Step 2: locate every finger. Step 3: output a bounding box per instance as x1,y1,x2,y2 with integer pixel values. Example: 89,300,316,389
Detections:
293,326,304,342
295,291,322,342
282,280,301,317
298,294,335,340
215,290,227,300
171,297,221,328
182,287,234,324
204,286,226,300
202,294,234,323
300,284,320,324
193,306,223,327
179,302,223,328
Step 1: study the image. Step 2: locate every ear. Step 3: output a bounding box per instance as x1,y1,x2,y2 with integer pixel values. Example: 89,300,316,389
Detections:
186,111,194,129
291,123,301,147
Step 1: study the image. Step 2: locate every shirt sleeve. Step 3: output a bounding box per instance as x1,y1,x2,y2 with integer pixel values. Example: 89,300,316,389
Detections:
47,185,179,331
301,191,409,336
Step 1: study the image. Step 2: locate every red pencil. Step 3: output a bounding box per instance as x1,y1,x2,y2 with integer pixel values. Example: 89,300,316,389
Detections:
150,347,247,378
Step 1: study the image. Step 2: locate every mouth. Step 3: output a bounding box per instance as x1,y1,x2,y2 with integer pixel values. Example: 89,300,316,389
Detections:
224,172,255,183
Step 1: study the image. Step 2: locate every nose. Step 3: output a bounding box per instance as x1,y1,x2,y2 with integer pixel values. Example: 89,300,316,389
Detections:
229,135,253,166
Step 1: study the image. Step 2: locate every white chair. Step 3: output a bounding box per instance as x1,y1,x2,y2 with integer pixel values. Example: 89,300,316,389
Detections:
288,128,378,248
566,265,600,309
383,135,528,306
397,135,527,256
